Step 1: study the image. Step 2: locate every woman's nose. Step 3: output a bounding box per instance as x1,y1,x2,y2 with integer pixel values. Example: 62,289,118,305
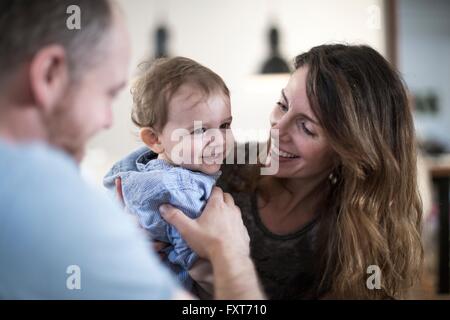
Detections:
269,110,278,128
270,111,290,141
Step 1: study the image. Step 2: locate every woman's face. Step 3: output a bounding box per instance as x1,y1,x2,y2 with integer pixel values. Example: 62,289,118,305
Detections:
268,67,336,179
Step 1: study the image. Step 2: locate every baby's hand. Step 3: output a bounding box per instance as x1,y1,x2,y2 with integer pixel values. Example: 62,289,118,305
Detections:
115,178,125,207
153,241,170,260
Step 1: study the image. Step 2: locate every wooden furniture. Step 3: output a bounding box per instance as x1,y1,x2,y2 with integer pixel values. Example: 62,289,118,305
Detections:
428,157,450,294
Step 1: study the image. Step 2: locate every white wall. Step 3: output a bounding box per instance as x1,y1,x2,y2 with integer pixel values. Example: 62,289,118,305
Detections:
398,0,450,149
82,0,386,186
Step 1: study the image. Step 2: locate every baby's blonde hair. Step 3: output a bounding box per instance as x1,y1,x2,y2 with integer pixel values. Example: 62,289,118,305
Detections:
131,56,230,132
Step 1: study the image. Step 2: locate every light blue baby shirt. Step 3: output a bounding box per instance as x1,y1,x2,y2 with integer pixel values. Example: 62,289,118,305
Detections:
103,147,220,289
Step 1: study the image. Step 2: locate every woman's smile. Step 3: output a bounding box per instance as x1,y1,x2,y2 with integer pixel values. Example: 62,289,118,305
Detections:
270,145,301,161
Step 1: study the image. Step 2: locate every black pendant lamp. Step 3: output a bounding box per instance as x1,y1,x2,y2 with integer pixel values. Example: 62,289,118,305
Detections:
260,26,291,74
154,24,169,59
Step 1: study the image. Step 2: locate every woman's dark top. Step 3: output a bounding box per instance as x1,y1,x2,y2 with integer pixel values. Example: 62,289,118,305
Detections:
216,158,324,300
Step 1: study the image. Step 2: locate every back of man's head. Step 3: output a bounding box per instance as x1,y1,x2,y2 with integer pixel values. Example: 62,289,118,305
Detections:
0,0,113,87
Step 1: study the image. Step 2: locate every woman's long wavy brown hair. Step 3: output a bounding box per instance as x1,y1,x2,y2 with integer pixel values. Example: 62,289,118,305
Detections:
293,44,423,299
224,44,423,299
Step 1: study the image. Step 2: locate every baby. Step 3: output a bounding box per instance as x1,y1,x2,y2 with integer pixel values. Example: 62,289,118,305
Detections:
103,57,234,297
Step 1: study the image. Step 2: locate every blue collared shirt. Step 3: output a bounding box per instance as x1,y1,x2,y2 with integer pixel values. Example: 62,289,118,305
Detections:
0,140,178,299
103,147,220,289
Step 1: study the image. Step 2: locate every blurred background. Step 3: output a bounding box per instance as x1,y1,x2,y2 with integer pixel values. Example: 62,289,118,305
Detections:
82,0,387,182
80,0,450,299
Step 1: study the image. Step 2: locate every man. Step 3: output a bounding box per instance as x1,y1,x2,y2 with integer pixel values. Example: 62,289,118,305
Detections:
0,0,263,299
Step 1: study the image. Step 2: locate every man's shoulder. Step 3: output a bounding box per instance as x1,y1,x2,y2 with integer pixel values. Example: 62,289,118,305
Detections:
0,142,179,299
0,141,93,218
0,141,78,180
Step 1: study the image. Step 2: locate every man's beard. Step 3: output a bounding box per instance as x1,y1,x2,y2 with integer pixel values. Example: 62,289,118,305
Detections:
57,141,85,163
41,101,87,164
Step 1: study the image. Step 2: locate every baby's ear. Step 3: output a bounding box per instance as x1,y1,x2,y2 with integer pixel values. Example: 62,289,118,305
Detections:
140,127,164,154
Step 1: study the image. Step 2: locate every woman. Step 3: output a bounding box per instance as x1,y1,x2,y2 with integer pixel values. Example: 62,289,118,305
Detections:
216,44,423,299
119,44,423,299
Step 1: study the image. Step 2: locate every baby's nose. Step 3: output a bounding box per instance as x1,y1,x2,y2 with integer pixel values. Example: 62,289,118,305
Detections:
203,129,225,147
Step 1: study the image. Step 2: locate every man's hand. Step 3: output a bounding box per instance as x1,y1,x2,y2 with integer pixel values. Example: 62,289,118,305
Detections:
160,187,263,300
159,187,250,262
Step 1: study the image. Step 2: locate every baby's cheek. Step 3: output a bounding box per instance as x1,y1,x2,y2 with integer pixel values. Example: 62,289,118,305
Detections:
193,137,206,158
225,130,235,152
165,137,194,165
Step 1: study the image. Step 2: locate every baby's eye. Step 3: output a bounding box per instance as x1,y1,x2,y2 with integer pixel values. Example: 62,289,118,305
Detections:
191,127,207,135
220,122,231,130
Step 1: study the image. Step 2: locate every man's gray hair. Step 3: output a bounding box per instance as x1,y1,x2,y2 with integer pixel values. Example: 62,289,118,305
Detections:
0,0,113,84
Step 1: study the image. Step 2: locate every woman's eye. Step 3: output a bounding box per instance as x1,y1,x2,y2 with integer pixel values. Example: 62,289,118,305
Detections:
298,120,315,137
220,122,231,129
277,101,288,112
192,127,207,135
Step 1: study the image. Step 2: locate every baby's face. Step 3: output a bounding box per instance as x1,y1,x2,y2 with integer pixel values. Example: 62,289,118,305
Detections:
158,84,234,175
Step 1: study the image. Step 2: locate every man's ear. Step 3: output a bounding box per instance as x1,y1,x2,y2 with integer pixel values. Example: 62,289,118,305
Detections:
29,45,70,114
140,127,165,154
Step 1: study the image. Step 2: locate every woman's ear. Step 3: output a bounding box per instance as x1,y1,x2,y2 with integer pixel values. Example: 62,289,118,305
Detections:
140,127,164,154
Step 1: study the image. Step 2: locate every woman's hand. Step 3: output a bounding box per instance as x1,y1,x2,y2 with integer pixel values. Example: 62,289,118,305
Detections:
159,187,250,261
